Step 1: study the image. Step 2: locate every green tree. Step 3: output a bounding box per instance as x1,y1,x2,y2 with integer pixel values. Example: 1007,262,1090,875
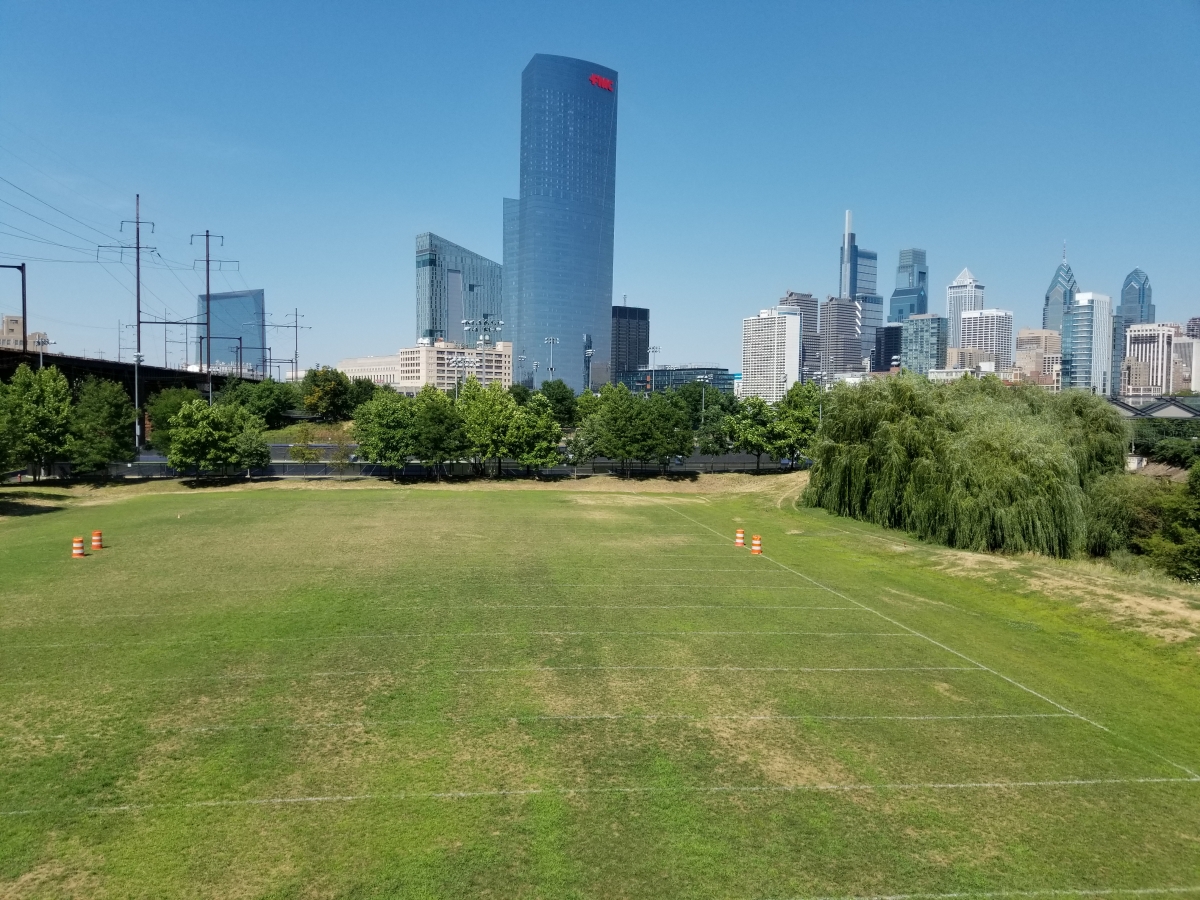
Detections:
352,391,415,477
675,380,737,430
592,383,642,475
146,387,202,454
460,378,518,476
508,383,531,406
770,380,821,464
727,395,776,471
288,422,322,464
301,366,353,421
564,415,601,476
68,377,136,475
0,364,72,481
166,400,269,477
575,389,602,422
537,378,577,427
329,430,354,478
411,384,464,479
507,393,562,475
218,378,301,430
645,391,694,469
697,414,732,471
348,377,380,413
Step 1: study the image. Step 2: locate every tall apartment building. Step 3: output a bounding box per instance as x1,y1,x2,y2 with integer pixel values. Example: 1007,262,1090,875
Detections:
946,347,995,370
1061,292,1113,394
1042,257,1078,332
506,54,618,391
945,268,985,349
900,313,948,376
1111,268,1153,396
888,248,929,323
415,233,503,346
820,295,864,375
959,309,1014,369
1120,323,1175,400
838,211,883,362
741,307,802,402
873,323,904,372
778,290,820,379
610,305,649,380
0,316,48,352
337,341,513,395
1188,318,1200,340
195,289,266,374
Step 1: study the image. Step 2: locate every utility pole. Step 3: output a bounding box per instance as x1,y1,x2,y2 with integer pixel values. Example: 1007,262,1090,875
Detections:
0,263,27,352
259,308,308,382
190,231,231,404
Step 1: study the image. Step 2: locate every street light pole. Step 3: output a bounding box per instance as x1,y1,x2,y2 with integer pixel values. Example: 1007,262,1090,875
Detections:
544,336,558,382
0,263,27,353
649,346,661,393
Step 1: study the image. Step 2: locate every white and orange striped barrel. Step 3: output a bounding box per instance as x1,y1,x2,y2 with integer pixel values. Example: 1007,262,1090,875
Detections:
750,534,762,555
72,537,85,559
734,529,745,547
91,530,104,550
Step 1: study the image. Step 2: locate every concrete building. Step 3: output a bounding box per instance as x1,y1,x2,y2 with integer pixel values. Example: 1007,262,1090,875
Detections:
0,316,48,352
946,268,985,349
1062,292,1113,394
1120,323,1175,400
1016,328,1061,356
337,341,512,396
778,291,820,379
1188,317,1200,340
741,307,802,402
900,313,948,376
1172,334,1200,393
946,347,996,370
1014,328,1063,389
873,322,904,372
820,295,864,375
959,308,1014,369
610,304,650,382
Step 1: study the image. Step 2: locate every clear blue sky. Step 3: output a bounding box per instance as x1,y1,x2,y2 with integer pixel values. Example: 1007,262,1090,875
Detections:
2,1,1198,371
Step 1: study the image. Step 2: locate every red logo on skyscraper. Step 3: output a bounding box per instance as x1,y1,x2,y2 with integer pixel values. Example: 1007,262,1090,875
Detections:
589,73,614,91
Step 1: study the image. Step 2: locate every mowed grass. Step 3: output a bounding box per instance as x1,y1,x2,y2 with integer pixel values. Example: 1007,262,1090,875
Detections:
2,478,1200,899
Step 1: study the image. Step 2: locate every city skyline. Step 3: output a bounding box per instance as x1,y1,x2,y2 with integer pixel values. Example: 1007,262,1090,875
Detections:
0,3,1197,371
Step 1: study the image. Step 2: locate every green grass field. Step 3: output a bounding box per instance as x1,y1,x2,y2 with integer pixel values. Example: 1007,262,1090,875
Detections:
2,477,1200,898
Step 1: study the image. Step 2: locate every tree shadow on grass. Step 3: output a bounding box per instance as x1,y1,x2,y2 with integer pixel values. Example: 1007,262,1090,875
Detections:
0,493,67,517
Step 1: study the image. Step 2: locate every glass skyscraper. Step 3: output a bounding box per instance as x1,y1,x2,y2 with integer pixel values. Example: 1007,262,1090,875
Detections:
1062,292,1113,394
505,54,618,391
1042,258,1078,332
415,233,502,345
888,248,929,323
1110,268,1153,397
195,289,266,374
838,211,882,362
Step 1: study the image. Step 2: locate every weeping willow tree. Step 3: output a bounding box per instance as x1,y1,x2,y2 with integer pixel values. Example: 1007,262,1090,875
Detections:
804,375,1129,557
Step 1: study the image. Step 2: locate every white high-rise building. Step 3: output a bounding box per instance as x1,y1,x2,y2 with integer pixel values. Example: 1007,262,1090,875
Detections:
1121,323,1176,400
741,308,803,402
959,309,1014,369
946,268,985,349
337,340,512,396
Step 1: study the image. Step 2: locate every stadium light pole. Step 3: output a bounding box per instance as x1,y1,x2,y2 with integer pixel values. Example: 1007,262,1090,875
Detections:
544,336,558,381
35,337,55,369
649,346,661,392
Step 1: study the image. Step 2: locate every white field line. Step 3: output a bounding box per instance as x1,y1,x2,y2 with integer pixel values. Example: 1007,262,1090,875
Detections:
0,665,986,688
779,887,1200,900
4,631,916,650
653,500,1200,780
3,775,1197,817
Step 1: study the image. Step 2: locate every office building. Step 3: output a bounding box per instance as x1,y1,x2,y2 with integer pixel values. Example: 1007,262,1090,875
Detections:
1042,257,1078,332
888,248,929,323
959,309,1014,369
1188,318,1200,340
506,54,618,391
611,305,649,379
820,295,864,376
1110,268,1154,396
901,314,947,375
742,307,802,402
945,268,985,349
337,341,512,395
618,365,735,395
195,289,266,375
1172,334,1200,393
947,347,995,370
873,322,904,372
1014,329,1062,389
415,233,503,346
1016,328,1061,356
778,291,820,378
1061,292,1113,394
0,316,48,352
1120,323,1174,400
838,211,882,360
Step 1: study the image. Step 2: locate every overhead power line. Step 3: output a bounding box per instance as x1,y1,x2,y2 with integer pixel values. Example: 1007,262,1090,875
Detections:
0,174,120,242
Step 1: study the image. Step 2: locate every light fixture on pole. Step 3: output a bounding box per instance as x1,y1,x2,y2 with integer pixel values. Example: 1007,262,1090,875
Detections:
543,336,558,381
648,346,661,393
34,337,55,369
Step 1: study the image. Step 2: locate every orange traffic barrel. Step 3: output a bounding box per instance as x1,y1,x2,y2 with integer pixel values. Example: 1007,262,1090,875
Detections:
750,535,762,555
72,537,85,559
735,529,745,547
91,531,104,550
